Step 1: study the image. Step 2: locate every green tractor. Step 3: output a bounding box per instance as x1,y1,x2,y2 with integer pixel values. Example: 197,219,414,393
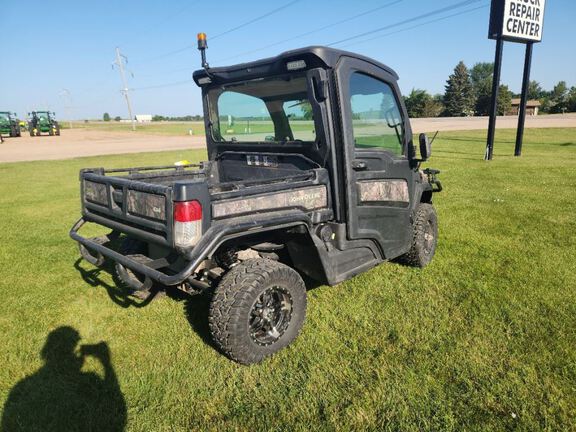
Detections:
28,111,60,137
0,112,22,138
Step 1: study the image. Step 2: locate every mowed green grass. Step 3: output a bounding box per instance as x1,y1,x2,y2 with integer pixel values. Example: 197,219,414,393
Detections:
0,128,575,431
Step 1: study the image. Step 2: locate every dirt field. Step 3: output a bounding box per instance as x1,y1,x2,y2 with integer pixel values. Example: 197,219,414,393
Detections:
1,114,574,163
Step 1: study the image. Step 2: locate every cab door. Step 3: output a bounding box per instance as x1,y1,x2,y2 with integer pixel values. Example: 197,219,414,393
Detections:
336,58,415,259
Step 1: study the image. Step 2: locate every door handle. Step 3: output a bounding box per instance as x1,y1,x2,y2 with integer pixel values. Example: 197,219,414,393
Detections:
352,160,368,171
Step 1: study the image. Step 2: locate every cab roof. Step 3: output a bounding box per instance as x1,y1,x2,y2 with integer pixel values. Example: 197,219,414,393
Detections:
193,46,398,86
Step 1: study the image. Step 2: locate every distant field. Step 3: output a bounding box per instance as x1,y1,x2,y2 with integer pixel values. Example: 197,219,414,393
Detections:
66,121,206,136
0,128,575,431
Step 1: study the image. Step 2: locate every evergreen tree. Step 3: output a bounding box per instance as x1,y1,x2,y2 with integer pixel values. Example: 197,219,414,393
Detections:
470,62,494,115
497,85,513,115
443,61,474,117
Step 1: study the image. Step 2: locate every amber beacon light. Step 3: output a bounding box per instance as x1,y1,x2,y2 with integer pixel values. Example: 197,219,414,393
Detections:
197,32,209,69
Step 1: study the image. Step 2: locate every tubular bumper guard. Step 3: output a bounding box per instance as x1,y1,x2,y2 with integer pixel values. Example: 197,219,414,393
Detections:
69,213,312,286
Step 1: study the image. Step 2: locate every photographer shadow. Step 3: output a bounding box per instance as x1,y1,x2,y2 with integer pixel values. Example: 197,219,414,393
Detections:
1,327,127,432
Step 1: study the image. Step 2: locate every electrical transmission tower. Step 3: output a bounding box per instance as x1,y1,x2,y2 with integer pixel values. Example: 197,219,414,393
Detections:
113,47,136,131
59,89,73,129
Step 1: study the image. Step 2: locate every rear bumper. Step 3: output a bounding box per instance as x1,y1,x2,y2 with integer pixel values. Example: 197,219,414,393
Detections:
70,211,314,286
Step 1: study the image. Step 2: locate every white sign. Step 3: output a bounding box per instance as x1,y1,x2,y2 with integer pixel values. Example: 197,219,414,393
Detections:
501,0,546,42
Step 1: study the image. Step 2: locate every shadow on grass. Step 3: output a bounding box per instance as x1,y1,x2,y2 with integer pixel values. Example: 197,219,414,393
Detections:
74,258,219,353
558,142,575,146
1,327,126,432
183,292,219,351
73,258,157,308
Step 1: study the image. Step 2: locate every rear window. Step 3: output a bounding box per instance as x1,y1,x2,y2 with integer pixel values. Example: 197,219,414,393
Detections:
209,76,316,143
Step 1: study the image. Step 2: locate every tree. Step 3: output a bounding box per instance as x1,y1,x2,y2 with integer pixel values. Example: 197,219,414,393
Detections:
443,61,474,117
549,81,569,113
102,112,111,122
527,80,544,100
567,87,576,113
404,89,430,118
470,62,494,116
497,85,513,115
404,89,443,118
299,101,313,120
114,116,121,122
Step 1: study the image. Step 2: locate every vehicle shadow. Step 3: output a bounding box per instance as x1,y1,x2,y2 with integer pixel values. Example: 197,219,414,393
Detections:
1,327,127,432
74,257,219,351
73,258,157,308
182,291,219,351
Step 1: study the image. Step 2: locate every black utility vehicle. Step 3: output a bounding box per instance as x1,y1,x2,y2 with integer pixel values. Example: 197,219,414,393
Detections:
71,42,442,364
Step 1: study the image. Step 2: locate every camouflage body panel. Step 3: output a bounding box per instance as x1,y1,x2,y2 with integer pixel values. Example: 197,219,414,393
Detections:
213,185,328,219
127,190,166,221
358,180,409,203
84,181,108,205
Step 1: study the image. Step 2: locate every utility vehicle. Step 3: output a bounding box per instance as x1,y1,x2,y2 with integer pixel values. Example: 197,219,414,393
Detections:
28,111,60,136
71,37,442,364
0,112,21,137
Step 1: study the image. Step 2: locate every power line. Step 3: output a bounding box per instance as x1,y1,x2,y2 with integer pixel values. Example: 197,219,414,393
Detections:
327,0,484,46
135,0,301,65
80,1,488,100
132,79,192,91
338,4,489,49
214,0,403,63
211,0,302,40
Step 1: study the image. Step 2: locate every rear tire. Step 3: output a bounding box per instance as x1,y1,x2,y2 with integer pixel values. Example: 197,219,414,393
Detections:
398,203,438,268
114,238,154,293
209,259,307,365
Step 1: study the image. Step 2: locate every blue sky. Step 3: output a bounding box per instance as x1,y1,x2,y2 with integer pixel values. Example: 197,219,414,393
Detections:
1,0,574,119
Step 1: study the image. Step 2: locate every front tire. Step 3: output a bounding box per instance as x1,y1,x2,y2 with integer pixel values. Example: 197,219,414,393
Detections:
209,259,307,365
399,203,438,268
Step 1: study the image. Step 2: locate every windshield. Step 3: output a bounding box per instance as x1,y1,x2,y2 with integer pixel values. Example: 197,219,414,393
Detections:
209,75,316,143
0,113,9,121
36,112,49,119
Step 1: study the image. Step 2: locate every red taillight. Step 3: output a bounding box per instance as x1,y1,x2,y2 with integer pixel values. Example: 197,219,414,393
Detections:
174,200,202,222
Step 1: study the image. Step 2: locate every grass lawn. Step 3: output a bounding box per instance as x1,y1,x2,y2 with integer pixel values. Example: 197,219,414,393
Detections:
0,128,575,431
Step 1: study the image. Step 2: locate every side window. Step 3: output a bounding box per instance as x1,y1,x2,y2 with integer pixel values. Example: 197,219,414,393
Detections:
349,72,404,156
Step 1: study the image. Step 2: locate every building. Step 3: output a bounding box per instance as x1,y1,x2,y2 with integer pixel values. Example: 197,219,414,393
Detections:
135,114,153,123
509,99,541,116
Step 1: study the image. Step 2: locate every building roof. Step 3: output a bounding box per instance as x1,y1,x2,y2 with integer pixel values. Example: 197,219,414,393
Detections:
511,99,541,107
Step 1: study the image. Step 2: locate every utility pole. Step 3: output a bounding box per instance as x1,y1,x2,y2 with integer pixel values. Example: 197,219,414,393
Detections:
59,89,73,129
113,47,136,131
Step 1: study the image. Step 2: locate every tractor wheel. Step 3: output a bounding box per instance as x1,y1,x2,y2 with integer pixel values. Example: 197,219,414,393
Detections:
55,126,61,136
29,129,35,137
209,258,307,364
9,126,17,137
49,128,54,136
398,203,438,268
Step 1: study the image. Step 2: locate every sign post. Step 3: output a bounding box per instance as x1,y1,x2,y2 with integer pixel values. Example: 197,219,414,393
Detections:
514,42,533,156
485,0,546,160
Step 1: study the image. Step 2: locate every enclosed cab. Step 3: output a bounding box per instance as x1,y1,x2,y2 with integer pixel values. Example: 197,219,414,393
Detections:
0,112,21,138
28,111,60,136
71,45,442,364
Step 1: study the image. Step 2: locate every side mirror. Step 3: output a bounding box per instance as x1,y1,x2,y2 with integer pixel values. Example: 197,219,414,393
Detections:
419,133,431,161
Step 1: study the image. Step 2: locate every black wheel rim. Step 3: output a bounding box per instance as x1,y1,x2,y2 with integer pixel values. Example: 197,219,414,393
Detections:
423,219,435,256
249,286,293,346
